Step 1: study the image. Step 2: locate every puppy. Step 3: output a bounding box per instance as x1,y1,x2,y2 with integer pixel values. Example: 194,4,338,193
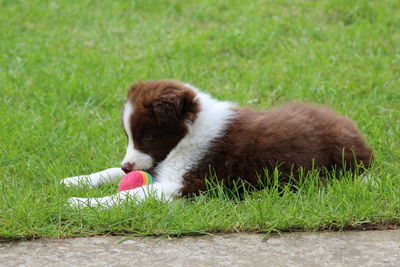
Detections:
62,80,373,207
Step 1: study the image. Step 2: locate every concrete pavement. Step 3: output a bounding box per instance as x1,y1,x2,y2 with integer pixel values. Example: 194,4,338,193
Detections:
1,230,399,266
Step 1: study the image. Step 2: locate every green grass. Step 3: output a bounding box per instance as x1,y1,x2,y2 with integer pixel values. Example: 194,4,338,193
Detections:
0,0,399,241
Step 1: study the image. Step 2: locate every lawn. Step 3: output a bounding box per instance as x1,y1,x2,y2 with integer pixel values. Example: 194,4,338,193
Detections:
0,0,399,241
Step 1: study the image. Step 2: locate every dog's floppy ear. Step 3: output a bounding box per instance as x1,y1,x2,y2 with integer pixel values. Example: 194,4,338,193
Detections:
151,87,198,125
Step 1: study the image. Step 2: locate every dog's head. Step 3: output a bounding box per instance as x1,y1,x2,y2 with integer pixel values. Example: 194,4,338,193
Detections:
121,80,200,173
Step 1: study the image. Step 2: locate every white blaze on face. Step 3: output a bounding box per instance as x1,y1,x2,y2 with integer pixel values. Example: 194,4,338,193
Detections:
121,101,154,170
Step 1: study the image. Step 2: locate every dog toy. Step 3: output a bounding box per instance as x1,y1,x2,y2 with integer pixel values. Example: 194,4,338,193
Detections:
118,171,154,192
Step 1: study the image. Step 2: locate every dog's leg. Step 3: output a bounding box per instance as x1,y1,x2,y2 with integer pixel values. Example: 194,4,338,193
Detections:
67,181,181,208
60,168,125,188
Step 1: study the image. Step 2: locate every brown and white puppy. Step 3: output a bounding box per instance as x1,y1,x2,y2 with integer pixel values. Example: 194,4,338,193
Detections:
62,80,373,207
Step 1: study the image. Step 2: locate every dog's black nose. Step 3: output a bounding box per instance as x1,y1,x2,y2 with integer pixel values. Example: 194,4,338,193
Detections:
121,162,135,174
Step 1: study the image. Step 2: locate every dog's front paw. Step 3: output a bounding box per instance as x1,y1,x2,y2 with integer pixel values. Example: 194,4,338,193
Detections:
67,196,116,208
60,177,81,188
68,197,90,207
60,175,94,188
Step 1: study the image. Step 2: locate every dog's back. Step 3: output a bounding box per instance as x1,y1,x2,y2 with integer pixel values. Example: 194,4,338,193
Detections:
181,102,373,194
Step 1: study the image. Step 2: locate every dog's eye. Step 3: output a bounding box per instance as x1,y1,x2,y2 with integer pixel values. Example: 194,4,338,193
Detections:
143,135,153,143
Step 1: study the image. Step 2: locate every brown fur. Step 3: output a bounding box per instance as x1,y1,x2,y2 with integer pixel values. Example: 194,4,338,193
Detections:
181,103,373,195
123,80,374,195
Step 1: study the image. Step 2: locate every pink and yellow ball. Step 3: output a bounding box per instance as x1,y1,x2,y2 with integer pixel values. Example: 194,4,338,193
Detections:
118,171,154,192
